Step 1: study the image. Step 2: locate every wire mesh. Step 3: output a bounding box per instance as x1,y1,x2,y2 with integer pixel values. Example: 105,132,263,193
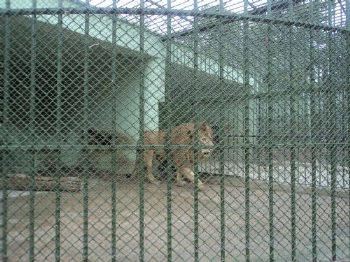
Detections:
0,0,349,261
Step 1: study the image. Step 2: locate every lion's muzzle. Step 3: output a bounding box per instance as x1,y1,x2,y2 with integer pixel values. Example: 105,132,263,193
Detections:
201,148,212,158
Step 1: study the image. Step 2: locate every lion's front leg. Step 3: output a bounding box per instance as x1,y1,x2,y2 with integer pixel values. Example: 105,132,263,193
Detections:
176,167,205,191
176,170,186,187
144,150,161,185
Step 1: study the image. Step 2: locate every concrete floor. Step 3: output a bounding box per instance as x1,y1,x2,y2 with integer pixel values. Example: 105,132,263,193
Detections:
0,176,349,261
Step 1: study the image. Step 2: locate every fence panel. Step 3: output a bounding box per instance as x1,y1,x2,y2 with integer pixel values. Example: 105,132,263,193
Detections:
0,1,349,261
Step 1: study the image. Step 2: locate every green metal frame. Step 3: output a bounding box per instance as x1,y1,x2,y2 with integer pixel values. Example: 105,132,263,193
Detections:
1,1,11,261
0,1,349,261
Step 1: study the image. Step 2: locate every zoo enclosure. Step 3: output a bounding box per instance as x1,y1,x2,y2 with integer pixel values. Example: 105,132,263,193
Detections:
0,0,350,261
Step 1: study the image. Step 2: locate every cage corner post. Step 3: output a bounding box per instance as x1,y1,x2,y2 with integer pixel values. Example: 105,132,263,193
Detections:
1,0,12,261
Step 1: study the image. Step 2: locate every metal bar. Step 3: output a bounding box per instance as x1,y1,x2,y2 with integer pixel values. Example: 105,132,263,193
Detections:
111,1,117,261
308,2,318,259
2,143,349,151
330,112,337,262
347,0,350,30
186,85,349,103
193,1,200,261
1,1,11,261
327,4,337,260
193,86,200,253
219,1,225,261
55,1,63,260
29,0,37,260
288,10,296,261
267,2,275,260
248,0,305,15
1,8,346,34
138,1,146,260
243,1,250,261
347,4,350,262
257,91,262,180
165,1,172,261
82,3,90,262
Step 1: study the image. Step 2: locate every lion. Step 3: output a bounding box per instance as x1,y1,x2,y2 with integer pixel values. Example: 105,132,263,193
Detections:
135,123,214,190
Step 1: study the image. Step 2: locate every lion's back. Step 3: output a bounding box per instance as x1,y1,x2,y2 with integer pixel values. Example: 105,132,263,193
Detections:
144,130,166,146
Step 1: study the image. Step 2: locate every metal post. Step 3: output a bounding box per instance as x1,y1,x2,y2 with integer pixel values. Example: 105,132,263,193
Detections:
1,1,11,261
347,0,350,30
111,1,118,261
166,1,172,261
243,1,250,262
288,11,297,262
139,1,146,260
219,1,226,261
193,1,200,261
82,3,90,262
55,1,63,260
346,3,350,261
29,1,37,261
266,1,274,261
308,2,318,262
327,3,337,261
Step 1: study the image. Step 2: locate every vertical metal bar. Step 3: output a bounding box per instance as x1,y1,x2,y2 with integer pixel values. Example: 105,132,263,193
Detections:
55,1,63,261
289,30,297,262
346,3,350,262
288,2,296,259
29,1,37,261
1,1,11,261
308,3,317,261
330,86,337,262
243,1,250,262
267,64,275,262
139,1,146,260
266,1,274,261
111,1,117,261
327,4,337,260
257,96,262,180
166,1,172,261
218,1,225,261
347,0,350,30
83,3,90,262
310,44,317,262
193,1,200,261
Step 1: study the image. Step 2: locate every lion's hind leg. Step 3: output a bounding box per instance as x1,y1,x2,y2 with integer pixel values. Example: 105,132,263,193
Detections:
176,170,186,187
144,150,161,185
176,167,205,191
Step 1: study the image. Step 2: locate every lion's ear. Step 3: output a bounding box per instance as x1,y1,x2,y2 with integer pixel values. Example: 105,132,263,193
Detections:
187,130,194,140
200,124,207,132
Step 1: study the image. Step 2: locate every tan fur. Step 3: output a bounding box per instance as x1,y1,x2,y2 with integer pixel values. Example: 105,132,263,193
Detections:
136,123,214,190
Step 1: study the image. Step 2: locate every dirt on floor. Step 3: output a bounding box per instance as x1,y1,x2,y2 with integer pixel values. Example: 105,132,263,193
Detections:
0,176,349,262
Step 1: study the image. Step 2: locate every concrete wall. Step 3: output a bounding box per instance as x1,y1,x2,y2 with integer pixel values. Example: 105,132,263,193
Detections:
1,0,261,176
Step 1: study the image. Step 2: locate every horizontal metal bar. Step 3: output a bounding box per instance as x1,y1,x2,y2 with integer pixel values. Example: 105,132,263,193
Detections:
248,0,305,15
0,143,346,151
196,87,349,105
0,145,212,151
0,7,348,34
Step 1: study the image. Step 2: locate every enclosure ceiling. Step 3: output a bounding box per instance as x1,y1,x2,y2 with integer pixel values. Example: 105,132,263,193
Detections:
0,15,139,63
83,0,348,36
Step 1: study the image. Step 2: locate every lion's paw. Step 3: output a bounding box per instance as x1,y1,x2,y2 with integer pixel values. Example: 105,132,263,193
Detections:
177,181,186,187
146,177,161,185
152,179,161,185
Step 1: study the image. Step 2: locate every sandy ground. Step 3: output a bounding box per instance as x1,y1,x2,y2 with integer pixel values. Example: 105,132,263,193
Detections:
0,176,349,262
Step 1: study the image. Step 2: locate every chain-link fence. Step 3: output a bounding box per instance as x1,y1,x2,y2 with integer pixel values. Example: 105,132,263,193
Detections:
0,0,349,261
